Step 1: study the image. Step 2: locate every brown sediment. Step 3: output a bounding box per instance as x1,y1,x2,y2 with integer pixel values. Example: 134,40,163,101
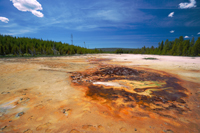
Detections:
189,69,200,73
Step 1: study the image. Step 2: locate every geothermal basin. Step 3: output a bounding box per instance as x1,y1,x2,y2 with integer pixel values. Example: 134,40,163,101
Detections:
0,54,200,132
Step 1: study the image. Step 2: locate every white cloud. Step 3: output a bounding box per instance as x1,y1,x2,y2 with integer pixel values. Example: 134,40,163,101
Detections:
31,10,44,17
168,12,174,17
170,30,174,33
184,36,189,38
0,17,9,23
10,0,44,17
95,10,121,21
179,0,196,9
198,32,200,35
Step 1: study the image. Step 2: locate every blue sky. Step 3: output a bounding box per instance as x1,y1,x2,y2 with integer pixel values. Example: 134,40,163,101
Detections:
0,0,200,48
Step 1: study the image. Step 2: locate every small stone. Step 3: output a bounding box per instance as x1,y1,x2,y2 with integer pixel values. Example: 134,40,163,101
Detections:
0,125,14,131
1,92,10,94
18,97,30,104
63,109,72,116
135,128,137,131
63,109,66,113
16,112,24,117
1,126,7,131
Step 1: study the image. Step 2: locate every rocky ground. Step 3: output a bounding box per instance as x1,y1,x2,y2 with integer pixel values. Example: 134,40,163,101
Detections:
0,54,200,133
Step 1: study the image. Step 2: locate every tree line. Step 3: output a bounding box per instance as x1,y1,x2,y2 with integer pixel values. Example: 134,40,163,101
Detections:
0,35,200,56
115,36,200,56
0,34,101,56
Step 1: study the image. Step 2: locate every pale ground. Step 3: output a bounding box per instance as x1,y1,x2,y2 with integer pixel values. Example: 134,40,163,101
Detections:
0,54,200,133
101,54,200,83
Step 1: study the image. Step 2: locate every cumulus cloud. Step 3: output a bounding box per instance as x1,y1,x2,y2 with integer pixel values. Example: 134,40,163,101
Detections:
198,32,200,35
168,12,174,17
179,0,196,9
0,17,9,23
184,36,189,38
31,10,44,17
10,0,44,17
170,30,174,33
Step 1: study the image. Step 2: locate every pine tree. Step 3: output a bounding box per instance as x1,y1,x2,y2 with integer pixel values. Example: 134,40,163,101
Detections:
193,37,200,56
177,42,183,56
190,37,195,47
171,42,177,55
162,39,170,55
179,36,184,42
0,43,5,55
182,40,190,56
158,41,164,54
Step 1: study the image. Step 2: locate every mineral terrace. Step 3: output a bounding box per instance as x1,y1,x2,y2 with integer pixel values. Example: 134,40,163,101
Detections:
0,54,200,133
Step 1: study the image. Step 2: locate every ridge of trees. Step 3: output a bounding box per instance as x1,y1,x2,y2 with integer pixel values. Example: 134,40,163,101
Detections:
0,35,200,56
0,34,101,56
114,36,200,56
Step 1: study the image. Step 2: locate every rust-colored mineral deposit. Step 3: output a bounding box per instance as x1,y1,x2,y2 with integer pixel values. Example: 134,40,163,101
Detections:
0,54,200,132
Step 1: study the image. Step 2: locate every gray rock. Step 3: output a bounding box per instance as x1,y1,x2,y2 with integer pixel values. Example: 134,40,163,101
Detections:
1,92,10,94
16,112,24,117
1,126,7,131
